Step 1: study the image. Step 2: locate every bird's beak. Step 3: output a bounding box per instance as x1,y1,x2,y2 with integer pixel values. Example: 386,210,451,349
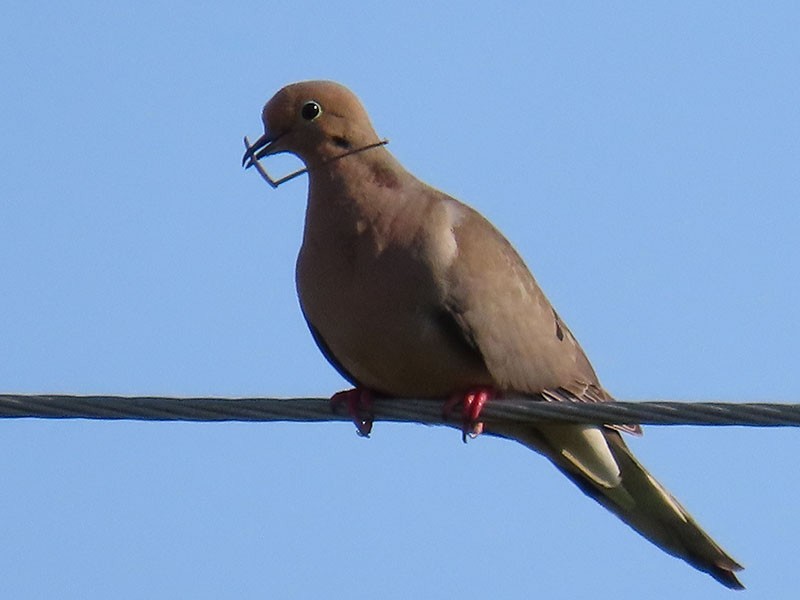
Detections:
241,131,275,169
242,131,307,189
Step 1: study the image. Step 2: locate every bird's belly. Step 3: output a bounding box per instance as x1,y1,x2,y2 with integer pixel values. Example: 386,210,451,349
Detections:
297,250,490,397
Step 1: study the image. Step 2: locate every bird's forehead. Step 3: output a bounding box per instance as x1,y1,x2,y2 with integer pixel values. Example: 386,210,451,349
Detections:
261,86,297,127
261,80,363,126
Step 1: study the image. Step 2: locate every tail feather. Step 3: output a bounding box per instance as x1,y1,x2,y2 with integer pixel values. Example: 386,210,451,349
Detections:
491,424,744,589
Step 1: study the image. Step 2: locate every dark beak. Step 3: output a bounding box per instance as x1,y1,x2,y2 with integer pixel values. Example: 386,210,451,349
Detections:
242,131,308,189
241,131,274,169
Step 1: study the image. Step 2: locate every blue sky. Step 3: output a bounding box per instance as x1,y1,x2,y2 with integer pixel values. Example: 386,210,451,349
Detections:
2,2,799,598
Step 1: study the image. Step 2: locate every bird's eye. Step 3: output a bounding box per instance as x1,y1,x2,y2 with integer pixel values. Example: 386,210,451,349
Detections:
301,101,322,121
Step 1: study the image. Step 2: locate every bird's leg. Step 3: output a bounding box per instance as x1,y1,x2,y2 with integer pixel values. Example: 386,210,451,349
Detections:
330,387,374,437
443,387,498,443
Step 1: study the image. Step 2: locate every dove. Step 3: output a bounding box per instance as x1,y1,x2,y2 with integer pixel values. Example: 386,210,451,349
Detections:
242,80,743,589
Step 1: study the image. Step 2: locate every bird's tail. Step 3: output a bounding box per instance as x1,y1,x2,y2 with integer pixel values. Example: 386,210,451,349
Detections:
492,423,744,589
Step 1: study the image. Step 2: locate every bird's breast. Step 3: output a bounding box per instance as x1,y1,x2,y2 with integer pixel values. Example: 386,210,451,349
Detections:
295,204,490,397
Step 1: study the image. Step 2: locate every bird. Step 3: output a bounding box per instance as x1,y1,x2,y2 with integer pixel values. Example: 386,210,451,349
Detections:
242,80,744,589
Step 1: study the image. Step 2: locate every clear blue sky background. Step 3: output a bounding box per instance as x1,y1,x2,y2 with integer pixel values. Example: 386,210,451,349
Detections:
1,2,798,598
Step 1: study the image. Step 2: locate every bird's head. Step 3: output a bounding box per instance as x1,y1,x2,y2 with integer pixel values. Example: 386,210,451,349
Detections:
242,81,386,186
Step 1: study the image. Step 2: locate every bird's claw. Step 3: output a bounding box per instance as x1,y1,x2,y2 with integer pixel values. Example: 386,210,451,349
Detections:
443,387,496,443
331,388,374,437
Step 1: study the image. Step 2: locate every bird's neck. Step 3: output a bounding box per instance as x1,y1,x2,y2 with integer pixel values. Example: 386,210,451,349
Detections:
304,147,418,248
309,146,407,208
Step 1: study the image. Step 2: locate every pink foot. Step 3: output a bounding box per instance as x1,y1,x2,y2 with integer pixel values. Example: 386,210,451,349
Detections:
443,387,498,443
331,387,374,437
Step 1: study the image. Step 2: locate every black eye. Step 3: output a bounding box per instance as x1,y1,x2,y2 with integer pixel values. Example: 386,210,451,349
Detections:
301,101,322,121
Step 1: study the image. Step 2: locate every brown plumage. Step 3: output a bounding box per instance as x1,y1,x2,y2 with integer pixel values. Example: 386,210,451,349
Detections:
243,80,743,589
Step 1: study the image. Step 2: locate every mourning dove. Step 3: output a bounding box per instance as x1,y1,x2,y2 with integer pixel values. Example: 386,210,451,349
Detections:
242,80,744,589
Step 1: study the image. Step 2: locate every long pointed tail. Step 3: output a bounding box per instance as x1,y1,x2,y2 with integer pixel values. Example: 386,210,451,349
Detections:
493,423,744,589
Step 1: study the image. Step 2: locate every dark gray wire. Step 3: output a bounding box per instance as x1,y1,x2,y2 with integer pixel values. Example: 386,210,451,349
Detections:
1,394,799,427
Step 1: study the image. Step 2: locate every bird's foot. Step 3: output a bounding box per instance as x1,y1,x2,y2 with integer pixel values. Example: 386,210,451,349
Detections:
443,387,498,443
331,387,374,437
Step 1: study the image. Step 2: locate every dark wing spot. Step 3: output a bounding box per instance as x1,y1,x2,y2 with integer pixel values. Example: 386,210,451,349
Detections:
553,309,564,341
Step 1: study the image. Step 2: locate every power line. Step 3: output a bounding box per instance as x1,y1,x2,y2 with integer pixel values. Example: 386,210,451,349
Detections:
1,394,799,427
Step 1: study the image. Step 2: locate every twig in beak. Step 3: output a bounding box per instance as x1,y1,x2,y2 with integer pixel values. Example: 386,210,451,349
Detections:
243,136,308,188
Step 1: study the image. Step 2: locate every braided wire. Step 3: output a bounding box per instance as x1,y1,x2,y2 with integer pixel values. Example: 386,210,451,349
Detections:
1,394,799,427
